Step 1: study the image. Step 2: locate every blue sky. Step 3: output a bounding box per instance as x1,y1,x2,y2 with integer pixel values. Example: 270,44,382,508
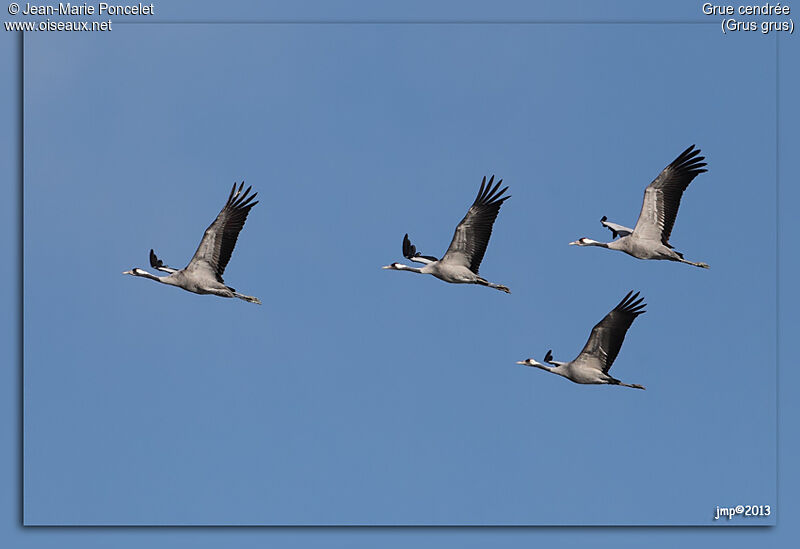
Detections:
3,0,800,546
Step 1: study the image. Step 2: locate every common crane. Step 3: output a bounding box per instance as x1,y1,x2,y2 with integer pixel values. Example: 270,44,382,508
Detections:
570,145,709,268
517,291,646,390
123,182,261,304
382,176,511,293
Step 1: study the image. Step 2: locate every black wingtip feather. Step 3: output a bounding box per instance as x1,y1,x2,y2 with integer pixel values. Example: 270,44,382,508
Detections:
474,175,508,203
488,177,500,196
149,249,163,269
226,182,259,211
615,291,647,317
671,145,708,175
402,233,416,259
473,176,510,208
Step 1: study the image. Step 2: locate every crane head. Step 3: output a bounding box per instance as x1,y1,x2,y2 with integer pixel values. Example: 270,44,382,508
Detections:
569,237,605,247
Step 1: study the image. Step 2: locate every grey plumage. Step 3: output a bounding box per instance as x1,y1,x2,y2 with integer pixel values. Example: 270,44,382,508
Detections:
518,291,647,390
383,176,511,293
571,145,709,268
123,182,261,304
600,216,633,239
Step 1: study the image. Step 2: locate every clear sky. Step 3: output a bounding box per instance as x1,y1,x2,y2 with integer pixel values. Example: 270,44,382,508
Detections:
3,0,799,546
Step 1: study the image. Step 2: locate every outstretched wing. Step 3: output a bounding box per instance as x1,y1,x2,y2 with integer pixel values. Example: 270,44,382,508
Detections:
632,145,707,245
600,216,633,239
149,249,178,274
185,182,259,281
575,291,646,373
440,176,509,274
403,233,438,265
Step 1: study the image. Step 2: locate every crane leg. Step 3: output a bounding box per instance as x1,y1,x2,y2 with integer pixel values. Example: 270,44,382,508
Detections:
609,378,646,390
232,292,262,304
476,277,510,293
678,258,710,269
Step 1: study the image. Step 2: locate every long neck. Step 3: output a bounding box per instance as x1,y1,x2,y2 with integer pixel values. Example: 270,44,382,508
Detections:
533,363,557,374
134,269,172,284
585,239,609,248
394,263,423,274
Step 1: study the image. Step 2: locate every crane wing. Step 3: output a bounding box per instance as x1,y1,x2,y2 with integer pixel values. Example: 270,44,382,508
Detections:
575,291,646,373
185,182,258,281
149,249,178,274
403,233,438,265
600,216,633,239
632,145,707,245
440,176,509,274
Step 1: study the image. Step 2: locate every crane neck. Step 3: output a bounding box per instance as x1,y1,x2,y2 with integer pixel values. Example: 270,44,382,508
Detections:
130,268,171,284
529,362,557,373
393,263,423,273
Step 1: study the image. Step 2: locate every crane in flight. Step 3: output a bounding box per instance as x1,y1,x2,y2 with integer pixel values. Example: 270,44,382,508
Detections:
570,145,709,268
123,182,261,304
517,291,647,390
382,176,511,293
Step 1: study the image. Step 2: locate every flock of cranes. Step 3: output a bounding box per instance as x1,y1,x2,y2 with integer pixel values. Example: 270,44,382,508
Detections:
124,145,710,390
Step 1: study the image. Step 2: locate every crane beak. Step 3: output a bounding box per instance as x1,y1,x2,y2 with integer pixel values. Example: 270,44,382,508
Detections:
568,240,579,246
381,265,392,269
122,270,133,275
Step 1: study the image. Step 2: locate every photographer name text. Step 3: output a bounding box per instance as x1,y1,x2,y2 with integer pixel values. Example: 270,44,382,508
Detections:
18,2,153,15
